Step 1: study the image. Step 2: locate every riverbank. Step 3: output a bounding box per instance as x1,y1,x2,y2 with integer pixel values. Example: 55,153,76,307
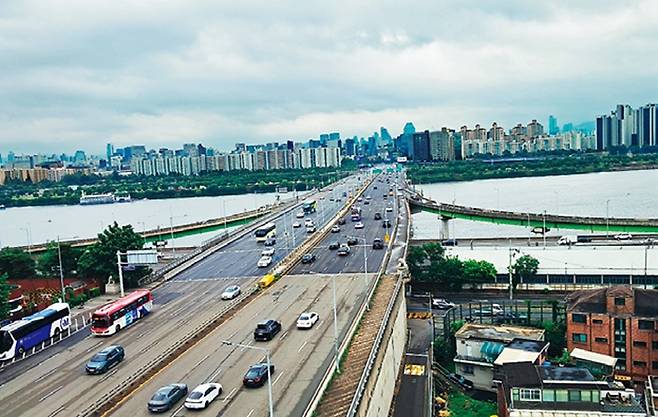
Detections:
407,153,658,184
0,165,354,208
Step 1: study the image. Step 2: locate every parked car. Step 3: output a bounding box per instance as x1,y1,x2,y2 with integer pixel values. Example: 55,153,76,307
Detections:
372,238,384,249
614,232,633,240
346,237,358,246
221,285,241,300
184,383,223,410
432,298,456,309
495,312,529,325
301,253,316,264
261,247,275,256
243,363,275,388
257,256,273,268
292,221,301,228
354,222,364,229
329,241,340,250
148,384,188,413
331,225,340,233
473,304,504,317
254,320,282,341
296,312,319,329
374,212,382,220
264,237,276,246
448,373,473,390
337,244,351,256
85,345,125,375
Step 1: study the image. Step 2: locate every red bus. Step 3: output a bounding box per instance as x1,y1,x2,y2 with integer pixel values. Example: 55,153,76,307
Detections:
91,289,153,336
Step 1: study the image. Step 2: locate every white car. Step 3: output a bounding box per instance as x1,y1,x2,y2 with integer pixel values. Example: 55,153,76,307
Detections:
292,221,301,228
221,285,241,300
386,206,393,212
614,233,632,241
331,225,340,233
184,383,223,410
297,312,319,329
296,211,305,218
304,219,314,227
261,247,275,256
257,256,273,268
354,222,364,229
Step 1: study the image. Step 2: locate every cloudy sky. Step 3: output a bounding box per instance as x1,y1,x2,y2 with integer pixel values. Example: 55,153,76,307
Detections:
1,0,658,155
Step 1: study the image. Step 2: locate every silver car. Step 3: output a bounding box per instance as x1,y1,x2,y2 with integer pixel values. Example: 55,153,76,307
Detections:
221,285,241,300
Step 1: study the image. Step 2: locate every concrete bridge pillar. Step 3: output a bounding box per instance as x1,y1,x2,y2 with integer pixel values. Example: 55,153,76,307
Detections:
439,216,450,240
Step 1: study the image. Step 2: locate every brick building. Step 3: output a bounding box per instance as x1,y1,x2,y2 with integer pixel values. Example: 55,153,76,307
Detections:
566,286,658,390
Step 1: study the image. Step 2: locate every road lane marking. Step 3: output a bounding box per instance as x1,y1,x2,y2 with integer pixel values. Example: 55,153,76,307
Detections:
209,366,223,380
99,368,118,382
48,405,66,417
280,331,288,340
297,341,308,352
34,368,57,383
39,385,63,402
273,370,284,386
84,341,103,353
241,342,253,351
192,354,210,370
223,387,237,403
246,409,255,417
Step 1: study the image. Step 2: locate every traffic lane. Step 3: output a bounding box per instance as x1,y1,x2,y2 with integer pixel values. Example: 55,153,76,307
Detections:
392,355,429,417
0,277,253,417
110,274,369,417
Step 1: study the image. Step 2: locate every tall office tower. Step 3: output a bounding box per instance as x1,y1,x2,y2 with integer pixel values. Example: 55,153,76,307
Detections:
411,130,431,161
319,134,329,146
548,115,559,135
637,103,658,148
380,127,392,143
344,138,356,156
106,143,114,162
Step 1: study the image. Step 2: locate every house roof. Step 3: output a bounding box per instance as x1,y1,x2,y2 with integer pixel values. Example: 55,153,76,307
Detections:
566,285,658,317
570,348,618,368
454,323,544,343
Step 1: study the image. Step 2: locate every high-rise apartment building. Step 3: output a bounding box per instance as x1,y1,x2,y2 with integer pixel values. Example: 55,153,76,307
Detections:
411,130,431,161
548,115,559,135
429,128,455,161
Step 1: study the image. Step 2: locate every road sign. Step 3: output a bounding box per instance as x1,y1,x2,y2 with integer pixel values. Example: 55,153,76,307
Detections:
127,249,159,265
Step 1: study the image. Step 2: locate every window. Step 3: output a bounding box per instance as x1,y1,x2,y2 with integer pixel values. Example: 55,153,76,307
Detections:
593,319,603,324
652,361,658,370
520,388,541,401
581,390,592,402
572,333,587,344
462,365,474,375
555,390,568,402
639,320,654,330
542,389,555,402
572,314,587,324
568,390,581,401
633,361,647,368
615,297,625,306
633,341,647,348
595,337,608,343
593,390,601,403
653,341,658,349
512,388,519,402
616,359,627,370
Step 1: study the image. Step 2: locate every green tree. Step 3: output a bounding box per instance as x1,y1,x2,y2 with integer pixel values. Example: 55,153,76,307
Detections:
77,222,145,283
435,257,465,291
511,254,539,289
406,242,445,282
37,242,81,277
541,321,567,358
0,273,10,320
0,247,36,279
463,259,497,287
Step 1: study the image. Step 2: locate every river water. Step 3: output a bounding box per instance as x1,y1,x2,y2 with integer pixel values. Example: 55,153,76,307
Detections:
0,191,306,248
412,169,658,240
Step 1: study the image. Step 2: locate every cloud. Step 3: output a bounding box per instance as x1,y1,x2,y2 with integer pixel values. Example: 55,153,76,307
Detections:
1,0,658,154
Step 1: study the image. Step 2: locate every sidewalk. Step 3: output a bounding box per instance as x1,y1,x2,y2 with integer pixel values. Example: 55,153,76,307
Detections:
68,292,121,325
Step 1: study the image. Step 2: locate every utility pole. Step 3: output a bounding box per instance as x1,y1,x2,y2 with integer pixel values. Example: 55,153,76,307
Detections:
57,236,65,302
508,240,514,301
606,199,610,239
116,251,125,297
543,210,547,248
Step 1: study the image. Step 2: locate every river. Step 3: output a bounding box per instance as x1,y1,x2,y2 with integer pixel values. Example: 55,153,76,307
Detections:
412,169,658,240
0,190,307,248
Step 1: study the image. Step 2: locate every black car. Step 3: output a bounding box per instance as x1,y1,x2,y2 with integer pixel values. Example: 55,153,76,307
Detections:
243,363,275,388
85,345,125,375
337,218,346,225
254,320,282,341
329,241,340,250
346,237,358,246
372,238,384,249
148,384,188,413
374,212,382,220
364,200,370,205
382,219,391,228
301,253,316,264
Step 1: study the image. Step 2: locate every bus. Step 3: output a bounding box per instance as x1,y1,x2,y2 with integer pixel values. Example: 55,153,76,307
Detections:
91,289,153,336
302,200,317,214
254,222,277,243
0,303,71,360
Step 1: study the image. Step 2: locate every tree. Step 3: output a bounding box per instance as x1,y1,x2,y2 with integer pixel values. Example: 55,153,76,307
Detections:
0,247,36,279
511,255,539,289
37,242,81,277
541,321,566,358
406,242,445,282
435,257,465,291
77,222,145,283
463,259,497,287
0,273,10,320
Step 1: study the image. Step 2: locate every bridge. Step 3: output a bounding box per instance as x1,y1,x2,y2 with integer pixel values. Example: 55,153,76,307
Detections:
407,190,658,236
0,172,414,417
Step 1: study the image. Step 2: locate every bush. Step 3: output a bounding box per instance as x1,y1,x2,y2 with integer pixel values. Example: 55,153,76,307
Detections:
89,287,101,298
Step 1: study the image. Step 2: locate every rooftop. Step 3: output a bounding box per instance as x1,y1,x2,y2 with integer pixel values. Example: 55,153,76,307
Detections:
570,347,617,368
566,285,658,316
454,323,544,343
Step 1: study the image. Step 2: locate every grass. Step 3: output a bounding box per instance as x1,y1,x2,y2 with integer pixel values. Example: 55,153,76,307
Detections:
447,391,497,417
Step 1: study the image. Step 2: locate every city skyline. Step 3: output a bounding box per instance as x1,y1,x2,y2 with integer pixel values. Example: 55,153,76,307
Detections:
1,1,658,153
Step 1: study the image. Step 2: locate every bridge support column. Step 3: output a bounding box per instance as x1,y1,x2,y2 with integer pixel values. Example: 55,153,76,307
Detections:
439,216,450,240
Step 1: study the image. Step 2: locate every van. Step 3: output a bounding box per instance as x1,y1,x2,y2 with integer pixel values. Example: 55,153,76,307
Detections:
258,274,275,289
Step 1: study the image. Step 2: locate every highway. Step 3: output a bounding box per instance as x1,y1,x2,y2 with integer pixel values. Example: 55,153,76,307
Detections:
0,173,370,417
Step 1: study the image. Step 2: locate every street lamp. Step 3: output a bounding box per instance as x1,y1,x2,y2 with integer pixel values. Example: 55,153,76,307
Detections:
309,271,340,374
222,340,274,417
20,225,32,253
606,199,611,239
542,210,547,248
56,235,79,302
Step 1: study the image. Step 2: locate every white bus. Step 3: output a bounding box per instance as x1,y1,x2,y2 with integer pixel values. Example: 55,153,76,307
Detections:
255,223,277,242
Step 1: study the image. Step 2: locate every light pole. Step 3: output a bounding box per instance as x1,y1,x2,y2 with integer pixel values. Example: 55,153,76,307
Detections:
605,199,611,239
57,236,65,302
222,340,274,417
508,243,520,301
310,271,340,373
116,251,126,297
542,210,547,248
169,215,175,255
20,225,32,253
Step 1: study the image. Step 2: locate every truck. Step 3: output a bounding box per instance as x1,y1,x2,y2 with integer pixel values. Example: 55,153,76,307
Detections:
557,235,578,246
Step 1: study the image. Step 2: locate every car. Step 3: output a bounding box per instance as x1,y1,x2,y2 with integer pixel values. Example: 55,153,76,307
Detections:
301,253,316,264
441,239,458,246
354,222,364,229
261,247,275,256
221,285,241,300
184,383,223,410
374,212,382,220
614,232,633,240
386,206,393,212
357,197,363,202
257,256,273,268
148,384,188,413
306,225,316,233
473,304,504,317
364,200,370,205
346,237,358,246
243,363,275,388
337,218,346,225
297,312,319,329
373,186,378,190
366,195,372,200
304,219,314,227
448,373,473,390
264,237,276,246
337,244,351,256
372,238,384,249
382,219,391,228
254,319,282,341
331,225,340,233
495,311,529,325
329,197,334,202
329,241,340,250
432,298,456,309
342,191,347,197
85,345,124,374
296,211,305,218
292,221,301,228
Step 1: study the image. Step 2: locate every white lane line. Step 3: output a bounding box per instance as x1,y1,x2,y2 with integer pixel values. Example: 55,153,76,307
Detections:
228,330,239,339
48,405,66,417
273,371,284,386
241,342,253,352
297,341,308,353
246,409,255,417
209,366,223,381
84,341,103,353
317,320,324,328
192,354,210,370
170,404,185,417
280,331,288,340
34,368,57,383
39,385,63,402
223,387,237,403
